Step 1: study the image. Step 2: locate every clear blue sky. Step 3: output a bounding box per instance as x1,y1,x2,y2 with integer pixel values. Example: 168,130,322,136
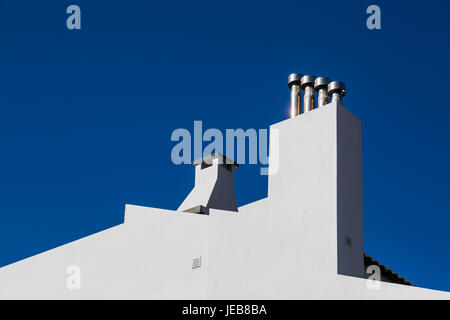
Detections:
0,0,449,292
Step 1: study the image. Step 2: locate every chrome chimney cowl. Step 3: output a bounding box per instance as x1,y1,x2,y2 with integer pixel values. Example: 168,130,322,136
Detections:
300,75,316,113
328,81,346,104
288,73,302,118
314,77,331,107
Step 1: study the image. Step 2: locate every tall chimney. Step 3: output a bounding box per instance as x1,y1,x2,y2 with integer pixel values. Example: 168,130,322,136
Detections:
328,81,346,104
288,73,302,118
314,77,331,107
301,75,316,113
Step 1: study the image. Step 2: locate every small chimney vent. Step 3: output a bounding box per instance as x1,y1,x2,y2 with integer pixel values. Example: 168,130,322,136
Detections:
300,75,316,113
328,81,346,104
288,73,302,118
314,77,331,107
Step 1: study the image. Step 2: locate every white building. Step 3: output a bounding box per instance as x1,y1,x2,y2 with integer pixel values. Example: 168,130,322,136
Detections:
0,75,449,299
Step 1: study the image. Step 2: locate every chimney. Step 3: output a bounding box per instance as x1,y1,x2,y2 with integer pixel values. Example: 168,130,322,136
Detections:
288,73,302,118
288,74,347,116
328,81,346,104
273,74,363,278
314,77,331,107
178,153,239,214
300,75,316,112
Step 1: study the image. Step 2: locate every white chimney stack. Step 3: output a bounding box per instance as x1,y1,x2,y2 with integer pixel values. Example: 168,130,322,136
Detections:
178,153,239,214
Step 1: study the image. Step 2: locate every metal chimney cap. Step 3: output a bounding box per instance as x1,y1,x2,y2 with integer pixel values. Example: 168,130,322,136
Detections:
328,81,346,96
300,75,316,89
288,73,302,88
314,77,331,91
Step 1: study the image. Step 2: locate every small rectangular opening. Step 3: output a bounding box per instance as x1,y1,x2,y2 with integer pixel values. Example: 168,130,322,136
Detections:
345,234,352,247
201,162,213,170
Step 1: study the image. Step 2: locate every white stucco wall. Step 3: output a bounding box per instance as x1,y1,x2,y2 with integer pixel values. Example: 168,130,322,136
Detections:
0,207,209,299
0,102,448,299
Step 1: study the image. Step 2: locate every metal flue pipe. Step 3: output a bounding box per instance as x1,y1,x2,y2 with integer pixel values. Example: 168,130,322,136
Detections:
328,81,346,104
314,77,331,107
300,75,316,113
288,73,302,118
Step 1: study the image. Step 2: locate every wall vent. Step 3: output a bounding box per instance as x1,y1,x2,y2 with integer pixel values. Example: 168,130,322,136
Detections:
192,257,202,269
345,234,352,248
